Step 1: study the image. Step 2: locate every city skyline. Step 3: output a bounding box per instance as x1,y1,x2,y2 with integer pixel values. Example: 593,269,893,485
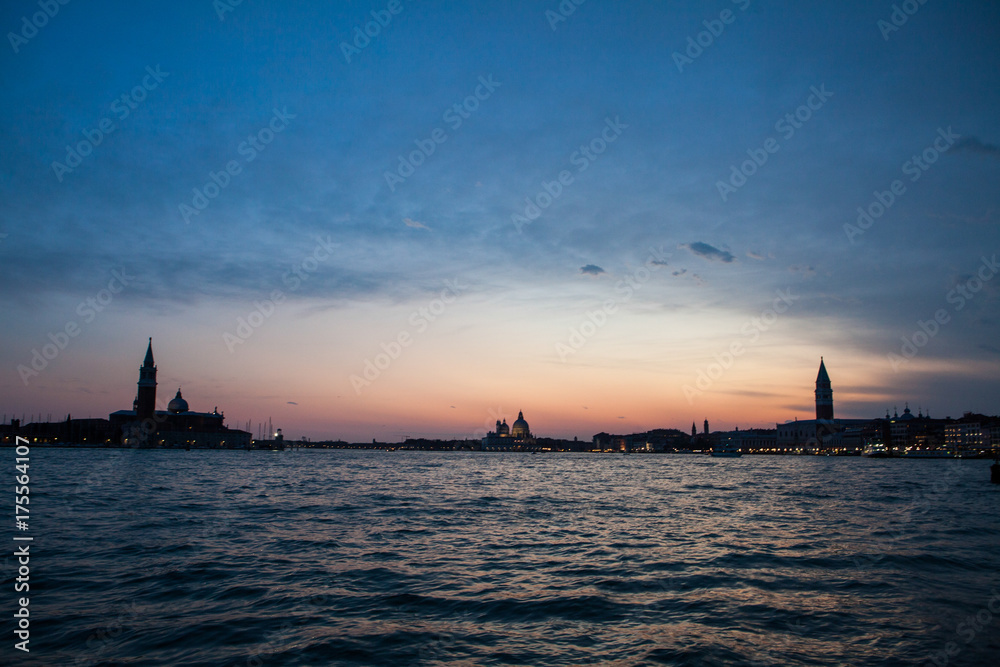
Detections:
2,337,992,443
2,1,999,442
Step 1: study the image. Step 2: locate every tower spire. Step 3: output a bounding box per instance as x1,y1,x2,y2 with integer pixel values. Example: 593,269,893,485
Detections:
815,357,833,421
143,337,155,368
136,338,158,421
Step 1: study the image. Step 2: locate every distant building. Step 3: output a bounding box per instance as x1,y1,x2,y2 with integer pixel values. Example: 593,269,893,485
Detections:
482,410,536,450
777,358,870,453
591,429,691,453
1,417,111,445
713,427,778,454
108,338,251,448
945,413,999,457
888,405,948,453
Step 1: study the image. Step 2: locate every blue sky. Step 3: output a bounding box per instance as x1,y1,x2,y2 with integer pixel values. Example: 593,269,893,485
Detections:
1,0,999,440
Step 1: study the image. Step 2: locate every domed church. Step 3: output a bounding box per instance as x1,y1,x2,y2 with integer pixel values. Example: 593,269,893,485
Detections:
482,410,536,450
108,338,250,448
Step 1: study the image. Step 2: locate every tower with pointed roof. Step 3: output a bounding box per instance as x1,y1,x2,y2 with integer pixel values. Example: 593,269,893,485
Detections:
136,338,157,421
815,357,833,421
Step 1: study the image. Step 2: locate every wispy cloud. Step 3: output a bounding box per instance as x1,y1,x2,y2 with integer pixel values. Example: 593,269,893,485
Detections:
789,265,816,278
954,136,1000,158
580,264,605,276
403,217,431,231
681,242,735,263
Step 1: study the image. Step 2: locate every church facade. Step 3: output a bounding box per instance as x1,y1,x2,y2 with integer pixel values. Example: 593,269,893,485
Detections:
482,410,536,450
108,339,251,448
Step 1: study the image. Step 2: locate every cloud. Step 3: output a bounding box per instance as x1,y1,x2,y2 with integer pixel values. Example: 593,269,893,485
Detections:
926,209,995,226
747,250,766,261
672,269,687,277
403,217,431,230
580,264,605,276
953,136,1000,158
681,242,735,263
287,401,298,405
789,265,816,278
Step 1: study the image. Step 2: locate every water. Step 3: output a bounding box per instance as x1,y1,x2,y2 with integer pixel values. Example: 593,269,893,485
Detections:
7,449,1000,666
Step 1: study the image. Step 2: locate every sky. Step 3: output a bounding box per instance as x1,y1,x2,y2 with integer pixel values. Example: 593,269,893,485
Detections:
1,0,999,442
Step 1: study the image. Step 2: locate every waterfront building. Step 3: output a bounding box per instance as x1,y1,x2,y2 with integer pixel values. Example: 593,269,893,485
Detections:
482,410,536,450
1,417,111,445
713,427,778,454
945,413,999,457
108,339,251,448
777,358,870,452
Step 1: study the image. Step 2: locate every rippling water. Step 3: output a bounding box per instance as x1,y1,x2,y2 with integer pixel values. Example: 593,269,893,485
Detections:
7,449,1000,666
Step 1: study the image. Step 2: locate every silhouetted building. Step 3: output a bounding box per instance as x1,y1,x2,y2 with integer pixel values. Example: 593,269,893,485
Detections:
482,410,536,450
713,427,778,454
945,412,1000,457
778,358,869,452
108,339,250,448
2,416,111,445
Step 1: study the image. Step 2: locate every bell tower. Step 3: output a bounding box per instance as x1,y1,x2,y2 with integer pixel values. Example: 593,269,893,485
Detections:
815,357,833,421
136,338,157,421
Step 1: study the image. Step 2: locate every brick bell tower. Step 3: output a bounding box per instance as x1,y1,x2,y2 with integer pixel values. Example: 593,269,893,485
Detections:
136,338,157,421
815,357,833,421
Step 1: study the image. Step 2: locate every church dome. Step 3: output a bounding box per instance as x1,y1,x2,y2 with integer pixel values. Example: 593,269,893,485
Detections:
498,419,509,436
168,389,189,414
511,410,530,438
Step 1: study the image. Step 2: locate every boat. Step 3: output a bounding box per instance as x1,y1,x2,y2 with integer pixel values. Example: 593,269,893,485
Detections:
902,449,956,458
711,442,742,457
862,443,893,458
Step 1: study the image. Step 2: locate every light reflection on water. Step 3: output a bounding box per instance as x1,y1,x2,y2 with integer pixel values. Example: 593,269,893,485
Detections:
9,449,1000,666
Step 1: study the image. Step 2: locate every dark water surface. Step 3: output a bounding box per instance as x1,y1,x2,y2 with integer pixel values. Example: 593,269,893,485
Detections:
6,449,1000,666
